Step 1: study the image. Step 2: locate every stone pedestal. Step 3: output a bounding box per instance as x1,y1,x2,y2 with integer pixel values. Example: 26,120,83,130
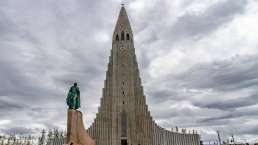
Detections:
65,109,95,145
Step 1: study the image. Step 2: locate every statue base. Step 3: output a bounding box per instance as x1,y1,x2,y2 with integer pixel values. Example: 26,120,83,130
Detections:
64,109,95,145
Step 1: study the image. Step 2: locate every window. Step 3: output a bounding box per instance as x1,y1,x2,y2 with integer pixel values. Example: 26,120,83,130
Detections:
121,111,127,137
121,31,124,40
116,34,119,41
126,33,130,40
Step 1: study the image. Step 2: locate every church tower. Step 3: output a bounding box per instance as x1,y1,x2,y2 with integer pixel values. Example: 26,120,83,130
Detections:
87,6,200,145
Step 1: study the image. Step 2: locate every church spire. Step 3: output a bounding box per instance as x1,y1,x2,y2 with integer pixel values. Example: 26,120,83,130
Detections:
113,5,133,41
87,5,201,145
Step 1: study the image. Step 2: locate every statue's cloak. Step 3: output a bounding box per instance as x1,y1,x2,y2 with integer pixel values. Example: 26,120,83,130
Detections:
66,86,80,109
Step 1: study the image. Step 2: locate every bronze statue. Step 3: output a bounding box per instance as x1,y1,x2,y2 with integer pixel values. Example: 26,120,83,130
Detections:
66,83,80,109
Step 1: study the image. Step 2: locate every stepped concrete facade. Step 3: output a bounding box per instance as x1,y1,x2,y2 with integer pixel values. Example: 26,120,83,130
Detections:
87,6,201,145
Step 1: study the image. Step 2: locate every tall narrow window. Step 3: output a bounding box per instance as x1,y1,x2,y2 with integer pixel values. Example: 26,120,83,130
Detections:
121,111,127,137
121,31,124,40
116,34,119,41
126,33,130,40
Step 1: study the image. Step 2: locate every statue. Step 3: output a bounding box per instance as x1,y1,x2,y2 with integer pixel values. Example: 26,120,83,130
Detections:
66,83,80,109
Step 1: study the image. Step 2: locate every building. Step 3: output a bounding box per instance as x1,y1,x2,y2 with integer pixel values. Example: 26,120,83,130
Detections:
45,129,65,145
0,134,37,145
86,5,201,145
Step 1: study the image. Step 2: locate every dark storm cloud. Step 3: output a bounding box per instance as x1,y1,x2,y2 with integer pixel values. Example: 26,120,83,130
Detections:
169,0,248,39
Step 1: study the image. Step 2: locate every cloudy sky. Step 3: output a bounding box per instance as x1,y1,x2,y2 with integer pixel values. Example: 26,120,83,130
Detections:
0,0,258,143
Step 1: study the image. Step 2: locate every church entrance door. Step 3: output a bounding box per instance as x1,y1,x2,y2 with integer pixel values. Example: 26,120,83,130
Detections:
121,139,128,145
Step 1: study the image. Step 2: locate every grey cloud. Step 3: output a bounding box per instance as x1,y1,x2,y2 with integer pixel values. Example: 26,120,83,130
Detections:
168,0,248,39
199,114,236,125
237,127,258,135
218,122,258,136
0,127,36,135
199,104,258,125
0,11,15,39
134,0,248,73
0,97,25,111
0,62,48,98
176,55,258,91
194,93,258,110
0,0,115,136
0,0,258,143
0,9,39,45
147,89,180,104
147,54,258,140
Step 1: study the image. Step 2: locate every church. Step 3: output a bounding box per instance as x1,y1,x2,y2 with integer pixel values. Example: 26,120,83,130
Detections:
86,5,201,145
